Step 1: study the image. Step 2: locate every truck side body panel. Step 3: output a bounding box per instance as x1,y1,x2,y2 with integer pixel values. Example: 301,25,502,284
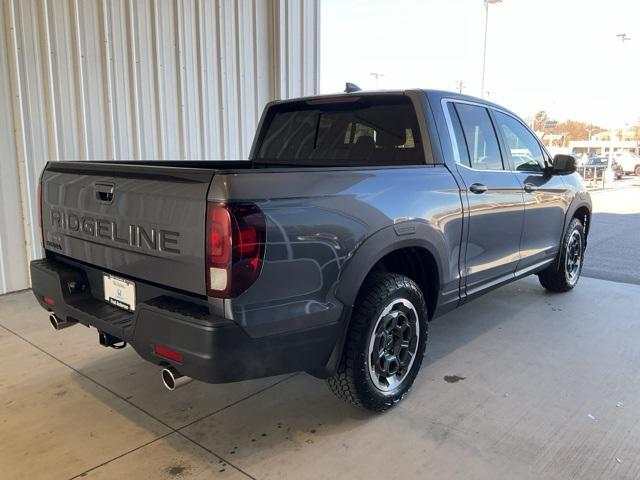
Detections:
208,165,463,339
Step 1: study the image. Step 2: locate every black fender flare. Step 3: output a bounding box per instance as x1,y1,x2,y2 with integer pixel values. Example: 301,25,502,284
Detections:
310,222,449,378
562,194,592,243
335,222,448,310
542,194,591,277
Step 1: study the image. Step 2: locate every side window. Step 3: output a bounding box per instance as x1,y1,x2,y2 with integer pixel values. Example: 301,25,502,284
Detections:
446,103,471,166
454,103,503,170
494,111,545,172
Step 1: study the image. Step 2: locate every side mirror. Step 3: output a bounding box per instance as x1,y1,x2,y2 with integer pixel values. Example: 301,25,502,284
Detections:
550,154,577,175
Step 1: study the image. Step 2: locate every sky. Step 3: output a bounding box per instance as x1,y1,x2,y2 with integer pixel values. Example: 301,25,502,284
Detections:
320,0,640,128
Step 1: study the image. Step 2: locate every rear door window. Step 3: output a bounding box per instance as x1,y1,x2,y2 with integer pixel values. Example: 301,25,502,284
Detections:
255,96,424,166
454,103,504,171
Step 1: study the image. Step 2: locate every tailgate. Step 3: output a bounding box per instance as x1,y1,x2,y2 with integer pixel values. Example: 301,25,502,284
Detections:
41,162,214,295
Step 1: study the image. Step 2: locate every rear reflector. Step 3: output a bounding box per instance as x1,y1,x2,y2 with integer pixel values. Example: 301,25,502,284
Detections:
153,344,183,362
206,203,266,298
43,295,55,306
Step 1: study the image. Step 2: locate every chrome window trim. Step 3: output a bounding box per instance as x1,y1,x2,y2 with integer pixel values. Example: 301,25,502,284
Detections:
441,97,547,174
456,162,517,174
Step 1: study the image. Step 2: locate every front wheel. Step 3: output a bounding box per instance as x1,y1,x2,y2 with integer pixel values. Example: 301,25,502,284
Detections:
538,217,585,292
327,273,428,411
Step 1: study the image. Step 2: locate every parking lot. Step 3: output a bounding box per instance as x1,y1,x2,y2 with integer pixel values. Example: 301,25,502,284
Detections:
2,180,640,480
583,177,640,285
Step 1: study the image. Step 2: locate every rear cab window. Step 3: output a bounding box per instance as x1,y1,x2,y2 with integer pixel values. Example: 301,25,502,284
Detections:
254,95,425,167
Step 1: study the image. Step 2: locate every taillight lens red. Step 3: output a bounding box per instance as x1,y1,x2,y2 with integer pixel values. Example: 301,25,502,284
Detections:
206,203,266,298
207,205,231,265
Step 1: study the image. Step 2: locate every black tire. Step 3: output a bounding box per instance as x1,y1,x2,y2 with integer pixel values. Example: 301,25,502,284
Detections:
327,273,428,412
538,217,585,292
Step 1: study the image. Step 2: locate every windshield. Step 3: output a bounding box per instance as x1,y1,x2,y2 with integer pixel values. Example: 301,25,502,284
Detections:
254,95,424,167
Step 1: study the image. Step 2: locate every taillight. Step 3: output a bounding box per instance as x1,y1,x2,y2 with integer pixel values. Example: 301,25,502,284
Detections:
206,203,266,298
36,181,44,248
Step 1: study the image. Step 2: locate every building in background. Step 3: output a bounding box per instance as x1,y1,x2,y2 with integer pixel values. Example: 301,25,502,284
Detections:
592,127,640,142
0,0,320,294
569,140,640,156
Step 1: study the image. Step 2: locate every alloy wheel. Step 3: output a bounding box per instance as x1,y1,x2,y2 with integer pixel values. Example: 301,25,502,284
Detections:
565,230,583,286
367,298,420,392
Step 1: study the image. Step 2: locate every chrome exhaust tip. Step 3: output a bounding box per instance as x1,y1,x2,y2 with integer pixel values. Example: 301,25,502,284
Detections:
161,367,193,391
49,314,76,331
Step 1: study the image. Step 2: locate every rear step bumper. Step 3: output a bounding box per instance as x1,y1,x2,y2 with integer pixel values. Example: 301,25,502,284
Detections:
30,258,340,384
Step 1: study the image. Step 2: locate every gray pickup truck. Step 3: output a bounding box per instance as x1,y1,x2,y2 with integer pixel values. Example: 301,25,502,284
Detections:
31,89,591,411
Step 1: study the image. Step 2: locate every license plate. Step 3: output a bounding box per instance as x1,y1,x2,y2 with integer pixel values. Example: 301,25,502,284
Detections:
103,274,136,312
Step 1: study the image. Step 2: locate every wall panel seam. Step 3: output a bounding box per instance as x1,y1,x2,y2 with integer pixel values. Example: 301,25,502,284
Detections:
70,0,89,159
39,0,60,161
4,0,37,271
125,0,141,159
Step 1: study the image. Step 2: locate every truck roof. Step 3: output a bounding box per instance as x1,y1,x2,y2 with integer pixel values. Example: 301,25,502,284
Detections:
269,88,517,117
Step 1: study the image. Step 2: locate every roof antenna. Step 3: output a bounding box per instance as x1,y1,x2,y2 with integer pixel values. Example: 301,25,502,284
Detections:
344,82,362,93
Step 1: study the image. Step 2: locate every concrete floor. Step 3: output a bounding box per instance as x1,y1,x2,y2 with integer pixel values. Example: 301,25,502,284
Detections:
3,181,640,480
2,273,640,480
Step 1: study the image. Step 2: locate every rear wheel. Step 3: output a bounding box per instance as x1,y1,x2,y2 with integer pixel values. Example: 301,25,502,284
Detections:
327,273,428,412
538,217,585,292
635,165,640,177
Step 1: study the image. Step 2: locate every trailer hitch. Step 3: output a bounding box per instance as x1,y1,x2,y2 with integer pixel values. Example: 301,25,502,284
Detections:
99,331,127,349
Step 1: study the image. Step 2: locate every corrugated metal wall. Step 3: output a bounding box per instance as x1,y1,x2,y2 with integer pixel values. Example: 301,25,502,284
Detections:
0,0,320,294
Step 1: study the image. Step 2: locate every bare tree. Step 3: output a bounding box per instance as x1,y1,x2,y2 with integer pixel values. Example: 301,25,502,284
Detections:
532,111,549,131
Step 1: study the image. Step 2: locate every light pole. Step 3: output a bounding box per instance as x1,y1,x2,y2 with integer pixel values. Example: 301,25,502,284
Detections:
370,72,384,89
616,33,631,43
481,0,502,98
609,34,631,163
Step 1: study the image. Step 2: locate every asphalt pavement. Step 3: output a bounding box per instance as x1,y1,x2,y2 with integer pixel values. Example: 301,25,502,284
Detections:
582,177,640,285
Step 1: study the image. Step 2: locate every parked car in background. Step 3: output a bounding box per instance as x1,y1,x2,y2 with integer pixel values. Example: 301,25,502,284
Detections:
614,152,640,176
580,156,623,180
573,152,596,166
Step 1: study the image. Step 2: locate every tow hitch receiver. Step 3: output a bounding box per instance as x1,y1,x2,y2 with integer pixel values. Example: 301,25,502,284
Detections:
99,331,127,349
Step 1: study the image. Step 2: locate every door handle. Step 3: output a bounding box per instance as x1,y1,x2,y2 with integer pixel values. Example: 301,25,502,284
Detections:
469,183,488,194
523,183,539,193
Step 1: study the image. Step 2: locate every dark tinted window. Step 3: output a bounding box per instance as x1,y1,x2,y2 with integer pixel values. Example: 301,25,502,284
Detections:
494,111,544,172
454,103,503,170
255,96,424,166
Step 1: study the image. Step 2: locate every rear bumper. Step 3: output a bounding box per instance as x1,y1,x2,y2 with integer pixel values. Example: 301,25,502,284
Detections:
30,257,340,383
